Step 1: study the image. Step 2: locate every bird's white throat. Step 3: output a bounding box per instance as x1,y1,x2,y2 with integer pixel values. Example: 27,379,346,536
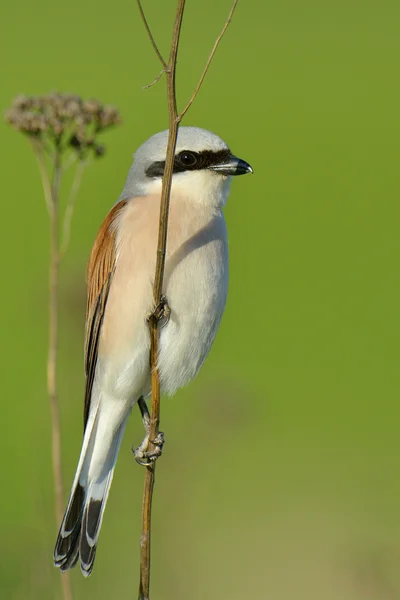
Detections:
143,169,232,208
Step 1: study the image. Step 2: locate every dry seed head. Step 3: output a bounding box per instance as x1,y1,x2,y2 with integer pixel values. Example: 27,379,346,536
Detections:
5,92,120,158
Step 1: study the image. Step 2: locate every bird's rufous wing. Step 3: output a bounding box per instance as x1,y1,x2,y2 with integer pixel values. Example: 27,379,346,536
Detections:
83,200,127,429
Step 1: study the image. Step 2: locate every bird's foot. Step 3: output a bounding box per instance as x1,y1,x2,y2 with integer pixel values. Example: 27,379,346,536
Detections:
147,294,170,328
133,431,165,467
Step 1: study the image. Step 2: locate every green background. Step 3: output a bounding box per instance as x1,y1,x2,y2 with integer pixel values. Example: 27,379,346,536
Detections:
1,1,399,598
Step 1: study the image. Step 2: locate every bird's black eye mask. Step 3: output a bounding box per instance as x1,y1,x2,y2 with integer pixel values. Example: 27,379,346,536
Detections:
145,148,232,178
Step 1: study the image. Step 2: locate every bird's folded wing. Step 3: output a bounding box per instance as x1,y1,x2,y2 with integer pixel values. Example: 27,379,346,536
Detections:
83,200,128,429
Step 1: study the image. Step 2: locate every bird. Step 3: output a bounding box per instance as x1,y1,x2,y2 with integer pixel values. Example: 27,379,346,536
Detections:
53,126,253,576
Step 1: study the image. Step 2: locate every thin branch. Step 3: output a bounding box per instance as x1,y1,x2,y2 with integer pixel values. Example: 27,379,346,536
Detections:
138,3,185,598
152,5,183,302
47,150,73,600
60,159,87,259
136,0,168,69
62,152,79,172
143,68,166,90
30,139,53,215
179,0,239,120
137,1,240,598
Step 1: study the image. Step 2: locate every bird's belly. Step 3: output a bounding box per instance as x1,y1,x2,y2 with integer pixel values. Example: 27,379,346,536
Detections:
158,237,228,396
98,215,228,402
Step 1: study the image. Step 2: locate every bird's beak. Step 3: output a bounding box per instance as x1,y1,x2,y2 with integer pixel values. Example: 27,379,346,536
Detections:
208,154,253,176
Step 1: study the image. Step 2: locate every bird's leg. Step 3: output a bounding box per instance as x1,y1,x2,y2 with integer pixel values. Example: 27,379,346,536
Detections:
135,295,169,465
147,294,171,328
135,431,165,467
132,397,165,466
138,395,151,432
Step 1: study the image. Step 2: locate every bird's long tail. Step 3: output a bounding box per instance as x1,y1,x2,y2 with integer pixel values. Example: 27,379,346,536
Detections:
54,400,128,576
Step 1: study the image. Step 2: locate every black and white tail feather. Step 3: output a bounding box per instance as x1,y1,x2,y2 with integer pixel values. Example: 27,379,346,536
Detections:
53,398,127,577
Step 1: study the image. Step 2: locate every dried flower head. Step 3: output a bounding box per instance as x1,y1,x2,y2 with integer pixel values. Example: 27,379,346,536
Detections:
5,92,121,159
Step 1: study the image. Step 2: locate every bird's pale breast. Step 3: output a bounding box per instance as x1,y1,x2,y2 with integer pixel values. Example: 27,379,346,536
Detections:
97,195,228,402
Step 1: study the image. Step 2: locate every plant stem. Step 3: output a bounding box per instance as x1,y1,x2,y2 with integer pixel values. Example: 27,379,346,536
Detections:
137,1,240,597
138,4,185,597
136,0,167,69
178,0,239,120
47,150,73,600
60,159,86,259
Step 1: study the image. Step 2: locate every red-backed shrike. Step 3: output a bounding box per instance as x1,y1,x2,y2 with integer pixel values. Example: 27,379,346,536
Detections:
54,127,252,576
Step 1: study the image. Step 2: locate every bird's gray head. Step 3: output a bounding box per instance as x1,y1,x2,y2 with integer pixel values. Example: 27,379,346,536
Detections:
120,126,252,207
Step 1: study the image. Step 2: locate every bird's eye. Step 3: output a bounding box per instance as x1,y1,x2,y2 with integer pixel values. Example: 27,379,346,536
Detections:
179,151,197,167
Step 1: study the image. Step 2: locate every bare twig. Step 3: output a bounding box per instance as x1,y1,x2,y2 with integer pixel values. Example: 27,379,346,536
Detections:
137,1,240,599
30,137,74,600
30,140,74,600
136,0,168,69
143,69,166,90
61,153,79,172
138,3,184,596
151,8,182,304
179,0,239,120
47,150,74,600
60,159,87,258
31,140,53,215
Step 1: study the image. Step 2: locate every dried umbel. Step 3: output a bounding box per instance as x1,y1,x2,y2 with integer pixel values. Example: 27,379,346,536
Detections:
5,92,121,158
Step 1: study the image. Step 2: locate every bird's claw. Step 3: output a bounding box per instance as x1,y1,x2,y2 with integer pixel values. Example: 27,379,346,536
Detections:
148,295,170,328
133,431,165,467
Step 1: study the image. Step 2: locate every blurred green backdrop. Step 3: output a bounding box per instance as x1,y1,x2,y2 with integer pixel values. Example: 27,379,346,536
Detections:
1,1,400,598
